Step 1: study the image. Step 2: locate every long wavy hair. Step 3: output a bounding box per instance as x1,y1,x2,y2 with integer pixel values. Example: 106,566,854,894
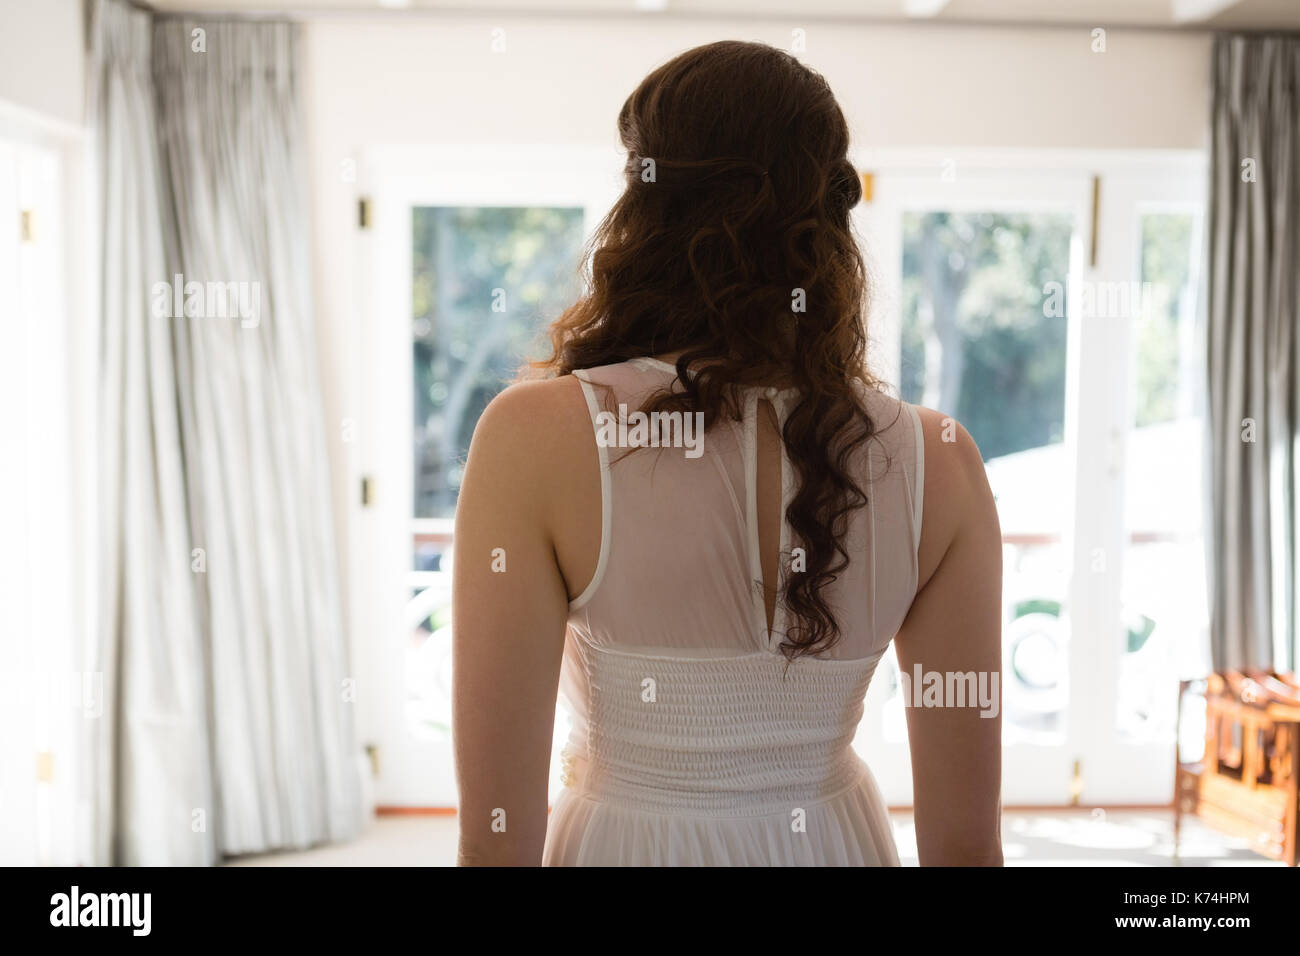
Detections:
532,40,879,660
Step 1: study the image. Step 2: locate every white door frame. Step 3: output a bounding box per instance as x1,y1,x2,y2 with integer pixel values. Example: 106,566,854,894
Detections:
854,147,1206,806
0,102,87,864
356,144,619,806
355,143,1206,808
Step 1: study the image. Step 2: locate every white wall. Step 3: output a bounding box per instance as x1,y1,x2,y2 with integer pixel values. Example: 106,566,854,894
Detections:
0,0,86,858
305,16,1210,152
0,0,85,127
302,12,1212,743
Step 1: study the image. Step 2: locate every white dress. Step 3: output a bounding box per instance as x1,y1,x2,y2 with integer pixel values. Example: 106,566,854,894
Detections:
542,357,925,866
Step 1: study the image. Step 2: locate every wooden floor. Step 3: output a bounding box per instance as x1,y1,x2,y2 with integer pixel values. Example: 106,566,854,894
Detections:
225,808,1286,866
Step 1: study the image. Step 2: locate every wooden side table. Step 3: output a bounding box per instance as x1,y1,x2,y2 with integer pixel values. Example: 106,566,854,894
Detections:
1174,672,1300,866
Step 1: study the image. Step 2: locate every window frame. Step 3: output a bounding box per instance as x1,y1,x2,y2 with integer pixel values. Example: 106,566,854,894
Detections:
856,148,1207,806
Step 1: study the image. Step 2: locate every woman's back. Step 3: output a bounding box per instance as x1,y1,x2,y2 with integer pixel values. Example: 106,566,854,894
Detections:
562,357,922,656
452,40,1003,867
541,357,923,864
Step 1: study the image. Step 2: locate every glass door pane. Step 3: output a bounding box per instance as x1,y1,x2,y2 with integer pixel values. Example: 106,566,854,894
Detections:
1117,210,1209,742
411,206,585,525
853,165,1092,806
405,205,585,768
836,158,1206,808
360,146,618,808
884,209,1076,744
1073,160,1206,804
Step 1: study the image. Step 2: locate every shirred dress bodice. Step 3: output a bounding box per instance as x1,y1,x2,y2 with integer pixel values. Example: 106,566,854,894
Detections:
542,358,924,867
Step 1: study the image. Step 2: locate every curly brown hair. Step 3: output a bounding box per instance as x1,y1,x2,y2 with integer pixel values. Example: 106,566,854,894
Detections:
532,40,880,660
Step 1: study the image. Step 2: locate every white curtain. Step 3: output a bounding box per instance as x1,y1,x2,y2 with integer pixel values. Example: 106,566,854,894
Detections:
87,0,216,866
87,0,360,863
153,15,359,855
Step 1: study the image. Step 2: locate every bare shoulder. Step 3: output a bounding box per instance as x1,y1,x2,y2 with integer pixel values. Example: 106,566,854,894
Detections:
461,375,595,513
913,405,987,500
463,374,602,600
470,375,592,462
857,386,984,493
910,405,999,591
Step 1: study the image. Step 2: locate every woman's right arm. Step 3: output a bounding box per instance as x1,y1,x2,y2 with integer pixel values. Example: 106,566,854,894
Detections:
894,407,1004,866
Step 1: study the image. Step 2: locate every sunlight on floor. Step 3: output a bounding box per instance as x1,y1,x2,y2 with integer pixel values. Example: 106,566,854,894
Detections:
224,809,1286,867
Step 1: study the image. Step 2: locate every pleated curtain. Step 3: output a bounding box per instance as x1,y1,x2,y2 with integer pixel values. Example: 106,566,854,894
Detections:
87,0,217,867
1206,33,1300,675
86,0,360,864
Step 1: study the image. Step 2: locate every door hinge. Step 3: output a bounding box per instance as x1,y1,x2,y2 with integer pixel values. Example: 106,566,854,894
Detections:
20,209,35,242
358,196,373,230
1069,758,1084,806
361,475,375,507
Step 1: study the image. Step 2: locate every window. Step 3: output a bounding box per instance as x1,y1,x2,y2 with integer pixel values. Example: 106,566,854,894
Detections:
358,145,615,806
406,205,585,740
858,152,1206,804
1117,210,1208,741
898,208,1075,742
411,206,584,526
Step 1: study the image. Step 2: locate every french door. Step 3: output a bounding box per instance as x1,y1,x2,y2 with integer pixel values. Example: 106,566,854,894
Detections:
0,131,81,864
355,145,1207,810
853,151,1208,807
356,146,620,807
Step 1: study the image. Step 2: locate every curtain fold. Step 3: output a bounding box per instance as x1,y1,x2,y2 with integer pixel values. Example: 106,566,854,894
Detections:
87,0,360,864
87,0,217,866
152,16,360,854
1207,33,1300,674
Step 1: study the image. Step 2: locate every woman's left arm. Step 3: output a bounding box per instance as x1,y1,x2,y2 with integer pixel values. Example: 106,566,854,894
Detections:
451,382,575,866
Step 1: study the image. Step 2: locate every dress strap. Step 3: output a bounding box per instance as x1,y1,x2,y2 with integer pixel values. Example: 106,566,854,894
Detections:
568,369,611,610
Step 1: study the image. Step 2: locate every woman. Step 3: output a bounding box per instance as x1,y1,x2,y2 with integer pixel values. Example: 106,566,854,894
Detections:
452,40,1003,866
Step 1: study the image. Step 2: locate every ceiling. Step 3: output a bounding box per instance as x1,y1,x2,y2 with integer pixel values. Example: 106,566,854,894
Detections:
146,0,1300,30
